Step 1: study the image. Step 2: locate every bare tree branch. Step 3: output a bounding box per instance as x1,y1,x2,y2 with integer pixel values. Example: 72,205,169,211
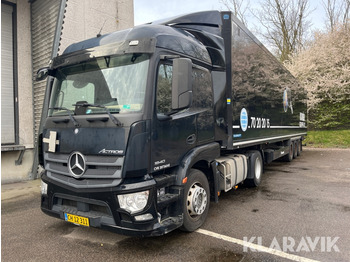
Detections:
254,0,312,62
220,0,250,25
322,0,350,31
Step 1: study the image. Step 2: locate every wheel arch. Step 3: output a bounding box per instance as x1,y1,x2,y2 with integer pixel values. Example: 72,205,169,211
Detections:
174,142,220,183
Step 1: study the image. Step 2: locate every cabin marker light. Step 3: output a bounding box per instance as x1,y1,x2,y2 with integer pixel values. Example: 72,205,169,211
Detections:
129,40,139,46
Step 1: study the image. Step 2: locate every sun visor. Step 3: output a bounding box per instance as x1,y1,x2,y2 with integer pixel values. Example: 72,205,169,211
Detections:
52,38,156,69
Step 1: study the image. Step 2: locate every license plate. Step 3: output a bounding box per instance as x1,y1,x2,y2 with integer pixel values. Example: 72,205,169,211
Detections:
64,213,89,227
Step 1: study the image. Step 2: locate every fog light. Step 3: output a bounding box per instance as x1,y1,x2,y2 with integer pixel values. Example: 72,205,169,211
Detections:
117,190,149,214
134,213,153,221
41,180,48,195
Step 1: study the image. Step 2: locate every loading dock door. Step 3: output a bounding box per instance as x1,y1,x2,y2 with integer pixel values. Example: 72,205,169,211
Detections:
1,3,16,145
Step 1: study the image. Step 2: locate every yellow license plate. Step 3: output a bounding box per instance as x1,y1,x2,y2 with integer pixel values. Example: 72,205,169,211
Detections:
64,213,90,227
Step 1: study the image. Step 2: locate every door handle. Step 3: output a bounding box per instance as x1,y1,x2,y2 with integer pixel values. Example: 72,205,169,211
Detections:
186,134,196,145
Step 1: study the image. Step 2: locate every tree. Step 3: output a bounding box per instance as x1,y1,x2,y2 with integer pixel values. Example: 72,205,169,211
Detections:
254,0,312,62
322,0,350,31
220,0,250,25
285,24,350,129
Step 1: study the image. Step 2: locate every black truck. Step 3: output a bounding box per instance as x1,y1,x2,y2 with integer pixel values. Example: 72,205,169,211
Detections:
38,11,307,236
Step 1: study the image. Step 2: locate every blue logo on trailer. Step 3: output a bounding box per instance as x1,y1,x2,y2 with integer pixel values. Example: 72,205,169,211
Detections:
223,14,230,20
240,108,248,132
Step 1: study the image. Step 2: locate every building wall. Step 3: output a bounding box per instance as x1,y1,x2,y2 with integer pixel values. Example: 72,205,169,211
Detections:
1,0,134,183
1,150,34,183
59,0,134,55
1,0,34,183
17,0,34,148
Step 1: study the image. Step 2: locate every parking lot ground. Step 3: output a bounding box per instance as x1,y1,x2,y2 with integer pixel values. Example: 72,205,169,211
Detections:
2,147,350,261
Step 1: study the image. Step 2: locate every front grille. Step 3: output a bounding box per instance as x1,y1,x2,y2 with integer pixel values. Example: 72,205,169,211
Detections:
56,197,110,216
45,152,123,188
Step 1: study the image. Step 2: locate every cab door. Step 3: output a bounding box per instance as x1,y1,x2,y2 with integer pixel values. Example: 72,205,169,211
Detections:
151,60,197,172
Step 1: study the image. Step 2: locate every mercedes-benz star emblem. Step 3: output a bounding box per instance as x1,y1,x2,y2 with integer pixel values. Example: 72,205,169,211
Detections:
68,152,86,178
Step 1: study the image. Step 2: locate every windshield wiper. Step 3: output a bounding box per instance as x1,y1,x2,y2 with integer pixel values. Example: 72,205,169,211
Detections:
73,102,122,126
49,107,80,127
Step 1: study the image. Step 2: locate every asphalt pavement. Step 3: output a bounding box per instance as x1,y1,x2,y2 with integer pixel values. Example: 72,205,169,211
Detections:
2,147,350,262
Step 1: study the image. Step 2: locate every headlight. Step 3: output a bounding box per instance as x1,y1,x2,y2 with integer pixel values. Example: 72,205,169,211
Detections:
41,180,48,195
117,190,149,214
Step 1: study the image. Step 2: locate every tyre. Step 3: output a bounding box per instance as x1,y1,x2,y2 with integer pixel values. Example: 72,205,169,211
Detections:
293,141,298,159
245,151,263,187
296,140,302,156
282,142,294,162
181,169,210,232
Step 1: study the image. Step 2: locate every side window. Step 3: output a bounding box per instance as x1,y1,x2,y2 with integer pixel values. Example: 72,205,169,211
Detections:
156,62,213,115
192,66,213,109
156,63,172,114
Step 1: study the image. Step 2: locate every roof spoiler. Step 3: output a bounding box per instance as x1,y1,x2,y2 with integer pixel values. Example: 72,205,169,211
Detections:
150,10,223,35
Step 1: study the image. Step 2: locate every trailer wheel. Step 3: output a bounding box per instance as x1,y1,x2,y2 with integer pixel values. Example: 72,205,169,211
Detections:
293,141,298,159
181,169,210,232
283,142,294,162
296,140,302,156
246,151,263,187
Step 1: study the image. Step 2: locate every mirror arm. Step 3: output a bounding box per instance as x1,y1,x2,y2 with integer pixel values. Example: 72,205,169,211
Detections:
36,67,53,81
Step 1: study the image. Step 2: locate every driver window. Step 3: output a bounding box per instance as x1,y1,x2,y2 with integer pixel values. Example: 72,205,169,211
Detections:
156,63,172,114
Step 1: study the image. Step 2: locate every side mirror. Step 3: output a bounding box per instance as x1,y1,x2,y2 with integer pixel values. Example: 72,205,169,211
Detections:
172,58,192,110
36,67,51,81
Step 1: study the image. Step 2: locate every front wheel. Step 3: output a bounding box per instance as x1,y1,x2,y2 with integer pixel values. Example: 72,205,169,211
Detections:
181,169,210,232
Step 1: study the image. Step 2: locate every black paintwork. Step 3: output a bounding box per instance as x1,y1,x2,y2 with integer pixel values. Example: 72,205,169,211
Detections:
40,10,307,236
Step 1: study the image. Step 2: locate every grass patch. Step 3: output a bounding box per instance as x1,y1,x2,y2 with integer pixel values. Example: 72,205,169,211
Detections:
305,130,350,148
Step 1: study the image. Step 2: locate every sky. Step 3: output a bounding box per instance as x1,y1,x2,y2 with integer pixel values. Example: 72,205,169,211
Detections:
134,0,327,33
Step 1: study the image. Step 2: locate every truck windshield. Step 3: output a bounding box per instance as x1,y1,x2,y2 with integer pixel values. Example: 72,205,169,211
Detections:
48,53,149,116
